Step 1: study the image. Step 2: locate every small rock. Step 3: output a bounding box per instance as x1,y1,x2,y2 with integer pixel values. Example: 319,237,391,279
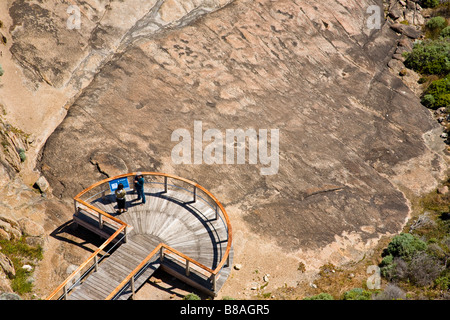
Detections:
348,273,355,278
398,37,413,50
263,274,269,282
388,9,403,20
390,23,421,39
34,176,49,193
310,283,317,289
22,264,33,272
438,185,449,195
393,54,406,63
18,218,44,238
234,264,242,270
0,215,21,241
0,293,21,300
440,133,448,139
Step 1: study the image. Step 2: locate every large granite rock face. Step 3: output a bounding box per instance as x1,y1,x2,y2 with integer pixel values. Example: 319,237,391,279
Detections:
35,0,445,255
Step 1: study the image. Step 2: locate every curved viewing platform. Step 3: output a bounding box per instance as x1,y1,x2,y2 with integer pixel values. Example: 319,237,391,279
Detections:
46,172,233,300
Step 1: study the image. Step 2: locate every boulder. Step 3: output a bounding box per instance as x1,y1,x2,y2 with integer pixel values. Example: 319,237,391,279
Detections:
0,252,15,278
388,3,404,20
0,292,21,300
34,176,50,193
437,185,449,195
390,23,422,39
18,218,45,238
0,216,22,241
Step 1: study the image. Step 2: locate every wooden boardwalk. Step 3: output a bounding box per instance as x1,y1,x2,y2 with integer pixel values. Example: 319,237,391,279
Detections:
67,187,232,300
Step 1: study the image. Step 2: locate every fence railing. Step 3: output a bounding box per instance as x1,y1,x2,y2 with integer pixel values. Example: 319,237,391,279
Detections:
46,172,232,300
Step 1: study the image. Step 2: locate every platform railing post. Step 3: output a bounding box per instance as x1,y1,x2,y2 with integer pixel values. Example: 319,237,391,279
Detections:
160,247,164,262
98,213,103,229
94,255,98,272
193,186,197,203
186,260,190,276
63,285,68,300
164,176,168,193
130,277,135,300
212,274,216,292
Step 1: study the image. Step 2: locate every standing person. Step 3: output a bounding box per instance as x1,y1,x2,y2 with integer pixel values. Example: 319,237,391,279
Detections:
115,183,127,213
134,173,146,204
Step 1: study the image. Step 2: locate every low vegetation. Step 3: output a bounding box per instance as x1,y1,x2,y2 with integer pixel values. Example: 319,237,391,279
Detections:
0,237,43,296
404,4,450,118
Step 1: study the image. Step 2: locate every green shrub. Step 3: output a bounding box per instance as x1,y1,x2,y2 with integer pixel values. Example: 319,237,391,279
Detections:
11,267,33,295
0,237,43,295
404,39,450,75
0,64,3,77
18,148,26,162
435,275,450,290
380,254,394,267
0,237,43,261
420,0,440,8
384,233,427,260
380,256,408,281
342,288,371,300
423,75,450,109
440,26,450,38
183,293,201,300
421,94,436,108
426,16,447,32
303,293,334,300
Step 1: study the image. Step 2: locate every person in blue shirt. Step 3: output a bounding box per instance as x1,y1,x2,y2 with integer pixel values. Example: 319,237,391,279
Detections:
134,173,146,204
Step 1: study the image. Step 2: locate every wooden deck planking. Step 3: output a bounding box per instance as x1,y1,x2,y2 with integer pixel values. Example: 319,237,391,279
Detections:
67,237,159,300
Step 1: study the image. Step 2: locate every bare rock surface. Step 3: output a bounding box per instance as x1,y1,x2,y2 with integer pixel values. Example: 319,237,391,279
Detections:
40,0,445,253
0,0,448,298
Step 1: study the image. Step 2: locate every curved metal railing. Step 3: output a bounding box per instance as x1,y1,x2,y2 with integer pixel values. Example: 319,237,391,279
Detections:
46,172,232,300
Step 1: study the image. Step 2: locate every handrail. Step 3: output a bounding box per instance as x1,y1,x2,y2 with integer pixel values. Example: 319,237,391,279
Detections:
47,172,232,300
106,243,217,300
105,243,163,300
45,224,127,300
75,198,130,227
